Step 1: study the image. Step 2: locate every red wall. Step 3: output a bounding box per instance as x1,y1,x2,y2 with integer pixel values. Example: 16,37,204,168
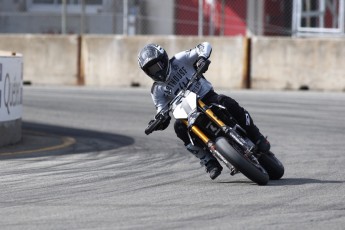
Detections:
263,0,292,36
175,0,246,36
175,0,199,35
175,0,291,36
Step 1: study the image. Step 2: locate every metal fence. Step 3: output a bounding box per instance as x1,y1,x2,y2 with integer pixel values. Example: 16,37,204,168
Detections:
0,0,344,37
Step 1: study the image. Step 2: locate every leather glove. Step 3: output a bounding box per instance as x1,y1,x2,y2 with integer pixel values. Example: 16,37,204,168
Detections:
148,115,171,131
196,57,210,73
157,115,171,130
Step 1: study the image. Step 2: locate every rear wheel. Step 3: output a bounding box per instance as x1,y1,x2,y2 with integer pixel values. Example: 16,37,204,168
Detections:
215,137,269,185
258,151,284,180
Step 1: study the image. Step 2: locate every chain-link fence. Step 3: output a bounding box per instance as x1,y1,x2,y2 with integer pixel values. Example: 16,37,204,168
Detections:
0,0,344,36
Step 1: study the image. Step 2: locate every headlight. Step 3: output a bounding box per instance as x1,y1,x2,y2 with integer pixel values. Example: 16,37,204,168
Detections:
188,110,201,127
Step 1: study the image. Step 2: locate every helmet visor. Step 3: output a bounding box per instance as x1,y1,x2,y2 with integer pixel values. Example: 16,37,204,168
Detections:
146,61,167,82
147,61,164,76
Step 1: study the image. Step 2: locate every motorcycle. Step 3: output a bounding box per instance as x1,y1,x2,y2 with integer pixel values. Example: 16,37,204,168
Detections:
145,60,284,185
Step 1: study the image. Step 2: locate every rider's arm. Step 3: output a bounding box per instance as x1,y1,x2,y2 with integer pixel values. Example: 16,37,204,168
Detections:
195,42,212,60
175,42,212,68
148,83,171,131
151,82,169,113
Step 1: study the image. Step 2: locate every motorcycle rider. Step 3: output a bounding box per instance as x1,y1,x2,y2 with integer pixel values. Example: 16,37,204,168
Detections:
138,42,270,180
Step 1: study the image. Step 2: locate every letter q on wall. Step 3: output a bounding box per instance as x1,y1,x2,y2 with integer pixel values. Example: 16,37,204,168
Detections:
0,52,23,122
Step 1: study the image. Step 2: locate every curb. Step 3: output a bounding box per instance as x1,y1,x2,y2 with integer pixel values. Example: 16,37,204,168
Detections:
0,130,76,156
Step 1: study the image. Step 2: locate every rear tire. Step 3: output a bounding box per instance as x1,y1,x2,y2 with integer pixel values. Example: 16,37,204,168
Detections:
258,151,284,180
215,137,269,185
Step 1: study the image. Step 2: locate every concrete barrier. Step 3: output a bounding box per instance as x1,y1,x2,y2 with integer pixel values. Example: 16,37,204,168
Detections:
81,35,246,89
251,37,345,91
0,35,79,85
0,35,344,91
0,51,23,147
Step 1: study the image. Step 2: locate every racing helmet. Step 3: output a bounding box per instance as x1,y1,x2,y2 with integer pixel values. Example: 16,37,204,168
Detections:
138,44,171,82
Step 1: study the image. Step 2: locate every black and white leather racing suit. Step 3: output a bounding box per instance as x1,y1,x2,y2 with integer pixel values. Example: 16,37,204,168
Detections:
150,42,262,166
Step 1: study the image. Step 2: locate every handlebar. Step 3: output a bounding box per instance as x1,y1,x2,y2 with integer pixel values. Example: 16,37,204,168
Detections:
145,116,163,135
185,59,210,90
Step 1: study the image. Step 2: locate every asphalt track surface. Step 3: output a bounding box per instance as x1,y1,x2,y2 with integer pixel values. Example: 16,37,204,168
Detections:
0,86,344,230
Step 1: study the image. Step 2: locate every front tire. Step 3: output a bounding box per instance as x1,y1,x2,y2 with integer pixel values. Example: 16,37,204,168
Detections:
215,137,269,185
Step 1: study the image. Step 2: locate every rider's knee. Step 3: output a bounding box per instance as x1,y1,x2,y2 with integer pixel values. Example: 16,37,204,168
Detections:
174,120,190,145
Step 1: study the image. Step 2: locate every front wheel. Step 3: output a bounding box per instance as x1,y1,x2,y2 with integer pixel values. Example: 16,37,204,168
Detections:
215,137,269,185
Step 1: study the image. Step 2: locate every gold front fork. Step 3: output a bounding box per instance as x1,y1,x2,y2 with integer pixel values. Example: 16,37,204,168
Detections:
198,99,227,129
181,111,232,169
181,99,226,145
181,100,235,170
181,120,210,144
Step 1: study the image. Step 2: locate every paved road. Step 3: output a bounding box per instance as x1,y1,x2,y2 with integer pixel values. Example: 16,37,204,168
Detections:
0,86,344,230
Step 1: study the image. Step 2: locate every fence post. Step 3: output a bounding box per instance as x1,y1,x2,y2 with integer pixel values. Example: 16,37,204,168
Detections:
123,0,128,35
61,0,67,34
198,0,203,37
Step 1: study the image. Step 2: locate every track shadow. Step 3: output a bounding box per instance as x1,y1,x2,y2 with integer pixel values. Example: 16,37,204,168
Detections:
217,177,344,186
268,178,344,186
0,121,135,159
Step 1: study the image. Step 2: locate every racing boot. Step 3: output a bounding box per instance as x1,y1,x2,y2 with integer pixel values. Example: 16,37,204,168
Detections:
246,128,271,153
255,135,271,153
241,111,271,153
205,159,223,180
186,143,223,180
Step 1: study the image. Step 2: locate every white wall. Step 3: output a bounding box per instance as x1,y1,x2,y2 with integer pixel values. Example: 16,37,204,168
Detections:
0,51,23,146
